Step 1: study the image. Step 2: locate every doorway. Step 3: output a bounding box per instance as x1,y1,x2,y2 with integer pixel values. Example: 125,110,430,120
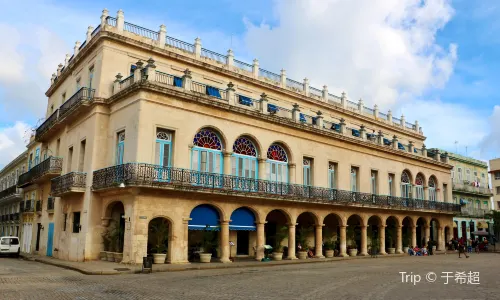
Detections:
35,223,41,252
236,231,249,255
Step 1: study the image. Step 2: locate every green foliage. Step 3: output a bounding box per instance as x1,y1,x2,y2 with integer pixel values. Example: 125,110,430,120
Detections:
346,226,357,249
101,230,111,251
110,223,125,252
485,210,500,240
370,233,379,253
323,228,337,250
149,219,169,254
296,226,313,251
272,226,288,253
402,232,411,247
201,226,218,254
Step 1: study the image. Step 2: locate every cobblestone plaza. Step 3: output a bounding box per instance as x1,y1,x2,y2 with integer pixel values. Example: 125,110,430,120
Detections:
1,254,499,299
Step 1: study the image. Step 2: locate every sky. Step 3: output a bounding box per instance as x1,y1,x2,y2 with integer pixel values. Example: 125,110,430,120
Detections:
0,0,499,169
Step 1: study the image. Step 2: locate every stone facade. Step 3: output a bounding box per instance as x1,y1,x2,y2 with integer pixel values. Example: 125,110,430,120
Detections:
9,9,461,263
490,158,500,211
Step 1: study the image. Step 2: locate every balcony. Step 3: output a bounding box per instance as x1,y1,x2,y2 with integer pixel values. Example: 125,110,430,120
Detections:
35,200,42,213
17,156,63,187
23,200,34,213
47,197,55,212
51,172,87,196
0,185,22,203
58,87,95,121
458,208,492,218
92,163,461,214
35,109,60,142
452,181,493,196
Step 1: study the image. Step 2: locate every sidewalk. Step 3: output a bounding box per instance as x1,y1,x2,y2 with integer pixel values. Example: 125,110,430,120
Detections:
20,251,454,276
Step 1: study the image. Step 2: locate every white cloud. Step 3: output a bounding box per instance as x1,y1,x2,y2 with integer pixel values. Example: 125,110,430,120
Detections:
0,122,30,169
243,0,457,108
479,105,500,159
0,24,24,83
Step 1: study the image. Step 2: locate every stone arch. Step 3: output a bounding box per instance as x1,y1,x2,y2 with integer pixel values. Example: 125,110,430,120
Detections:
429,217,440,247
415,172,426,186
416,217,428,247
323,213,343,254
230,206,261,225
265,209,292,255
346,214,363,255
265,140,294,163
263,208,292,224
428,175,438,187
402,216,414,249
192,126,227,150
103,200,125,223
187,204,223,262
147,216,173,262
102,201,125,254
402,216,415,228
232,134,263,157
401,169,413,184
295,211,320,226
385,216,399,253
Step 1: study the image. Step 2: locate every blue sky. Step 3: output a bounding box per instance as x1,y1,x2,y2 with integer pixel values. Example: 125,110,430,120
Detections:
0,0,499,168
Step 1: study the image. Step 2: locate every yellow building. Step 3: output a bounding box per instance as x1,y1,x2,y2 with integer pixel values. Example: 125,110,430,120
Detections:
490,158,500,211
14,9,460,263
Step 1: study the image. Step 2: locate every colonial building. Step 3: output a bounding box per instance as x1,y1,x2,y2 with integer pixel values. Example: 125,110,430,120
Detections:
0,151,27,238
439,150,493,240
490,158,500,211
14,9,460,263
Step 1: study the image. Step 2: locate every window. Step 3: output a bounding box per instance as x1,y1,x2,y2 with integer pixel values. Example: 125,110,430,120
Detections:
415,173,424,200
453,196,457,204
72,212,81,233
303,158,312,186
76,78,81,91
78,140,86,172
497,186,500,195
61,93,66,105
371,170,377,194
191,129,222,174
231,137,257,181
328,163,337,189
495,172,500,180
457,168,463,181
63,213,67,231
350,167,358,192
155,129,173,181
483,201,489,209
266,144,288,184
28,153,33,170
116,131,125,165
465,169,471,182
67,147,73,172
56,139,60,157
88,66,94,90
34,148,40,165
428,176,437,201
497,201,500,210
481,173,486,186
401,171,412,198
443,184,448,202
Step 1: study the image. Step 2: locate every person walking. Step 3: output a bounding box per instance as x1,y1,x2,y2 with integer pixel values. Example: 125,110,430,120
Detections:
474,238,480,254
458,241,469,258
467,238,472,253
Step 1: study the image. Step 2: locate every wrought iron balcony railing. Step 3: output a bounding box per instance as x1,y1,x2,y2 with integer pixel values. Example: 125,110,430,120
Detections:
452,182,493,196
36,200,42,212
51,172,87,196
23,200,34,213
17,156,63,187
19,201,24,212
47,197,55,211
13,212,19,221
458,208,492,218
35,109,59,139
59,87,95,120
92,163,461,213
0,185,21,200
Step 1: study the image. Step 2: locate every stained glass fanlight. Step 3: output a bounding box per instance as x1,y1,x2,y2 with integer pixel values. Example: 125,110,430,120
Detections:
401,171,410,184
267,144,288,162
193,129,222,150
428,177,436,188
233,137,257,157
415,174,424,186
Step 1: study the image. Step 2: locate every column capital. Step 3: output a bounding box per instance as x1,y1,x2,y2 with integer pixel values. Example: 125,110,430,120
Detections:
288,162,296,168
287,223,297,227
360,225,367,229
255,221,267,225
257,157,267,163
220,220,230,225
222,150,233,157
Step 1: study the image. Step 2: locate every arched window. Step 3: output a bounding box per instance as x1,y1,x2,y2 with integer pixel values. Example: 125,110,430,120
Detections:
401,171,412,198
191,129,223,174
266,144,288,183
155,129,173,181
116,131,125,165
231,137,258,180
428,176,437,201
415,174,424,200
303,158,311,186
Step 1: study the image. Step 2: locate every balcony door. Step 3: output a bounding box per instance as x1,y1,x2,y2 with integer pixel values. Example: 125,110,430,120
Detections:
191,129,223,187
155,130,172,181
231,137,258,190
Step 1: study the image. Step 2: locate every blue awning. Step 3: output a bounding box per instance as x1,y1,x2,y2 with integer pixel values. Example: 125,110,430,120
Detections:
383,138,391,145
229,207,256,231
189,204,220,231
173,76,183,87
267,103,278,113
206,86,222,98
299,113,306,122
238,95,253,106
414,148,418,153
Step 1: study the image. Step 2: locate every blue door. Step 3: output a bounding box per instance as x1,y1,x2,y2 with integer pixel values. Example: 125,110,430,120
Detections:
46,223,54,257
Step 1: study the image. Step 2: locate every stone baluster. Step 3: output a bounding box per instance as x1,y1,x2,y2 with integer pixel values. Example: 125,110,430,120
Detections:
86,26,93,43
116,9,124,32
145,58,156,80
280,69,286,88
360,125,366,141
341,92,347,109
292,103,301,123
226,49,234,68
387,110,393,125
374,104,379,118
401,114,406,127
113,73,123,94
226,82,235,105
339,118,346,135
252,59,259,78
377,130,384,145
64,54,70,66
194,38,201,59
158,25,166,47
74,41,81,56
260,93,268,115
392,135,398,150
57,64,63,76
303,78,310,96
322,85,328,102
182,68,192,91
101,8,109,28
134,60,144,82
50,73,56,85
358,98,364,112
422,144,427,157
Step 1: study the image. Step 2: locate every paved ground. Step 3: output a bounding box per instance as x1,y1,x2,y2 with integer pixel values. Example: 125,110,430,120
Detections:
1,253,499,299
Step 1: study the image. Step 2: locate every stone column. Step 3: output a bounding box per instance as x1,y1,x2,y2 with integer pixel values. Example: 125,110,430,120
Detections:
258,157,267,180
424,225,430,244
220,220,231,263
392,135,398,150
116,9,124,32
359,125,366,141
113,73,123,95
303,78,310,96
377,130,384,145
180,218,191,264
223,151,232,175
259,93,268,115
322,85,328,102
226,49,234,68
252,59,259,78
387,110,393,125
396,225,403,254
315,225,324,258
255,222,265,261
408,141,414,153
374,104,379,118
182,69,192,91
194,38,201,59
339,118,346,135
158,24,166,46
411,225,417,248
422,144,427,157
424,186,429,201
315,111,324,128
438,227,444,251
287,224,297,260
226,82,235,105
360,225,368,256
379,225,387,255
288,163,296,184
339,225,348,257
280,69,286,88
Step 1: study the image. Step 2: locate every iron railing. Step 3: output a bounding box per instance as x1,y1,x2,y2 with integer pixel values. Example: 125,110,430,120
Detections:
165,36,195,53
59,87,95,120
106,16,117,27
35,109,59,139
259,69,281,83
233,60,253,72
452,182,493,195
24,200,34,212
17,157,63,187
51,172,87,196
201,48,227,64
92,163,461,213
458,208,492,218
286,78,303,91
124,21,159,40
36,200,42,212
47,197,55,211
0,185,19,199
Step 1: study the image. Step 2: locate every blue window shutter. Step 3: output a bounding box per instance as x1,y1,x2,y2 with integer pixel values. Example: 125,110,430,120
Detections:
238,95,253,106
383,138,391,145
267,103,278,113
173,76,182,87
299,113,306,122
414,148,418,153
398,143,405,150
352,129,360,137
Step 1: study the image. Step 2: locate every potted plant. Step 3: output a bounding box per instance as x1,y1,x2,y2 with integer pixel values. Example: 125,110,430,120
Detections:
200,226,218,263
149,219,169,264
347,226,358,256
387,229,396,254
323,229,336,258
272,226,288,261
107,229,116,262
296,226,312,259
402,232,411,253
370,233,379,256
112,225,125,263
101,230,111,261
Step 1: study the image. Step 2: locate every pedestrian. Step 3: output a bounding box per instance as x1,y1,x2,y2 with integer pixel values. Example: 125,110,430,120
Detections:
458,242,469,258
474,239,480,254
427,240,433,255
467,238,472,253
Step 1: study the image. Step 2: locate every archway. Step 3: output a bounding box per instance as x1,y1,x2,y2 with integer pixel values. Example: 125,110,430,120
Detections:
401,170,413,198
147,217,171,263
367,215,383,255
430,218,440,250
347,214,363,255
265,210,290,257
296,212,318,255
323,213,342,256
188,204,221,262
402,217,414,249
191,128,224,186
469,221,476,241
385,216,399,253
416,217,427,247
104,202,125,254
229,207,257,257
444,226,451,245
460,221,467,240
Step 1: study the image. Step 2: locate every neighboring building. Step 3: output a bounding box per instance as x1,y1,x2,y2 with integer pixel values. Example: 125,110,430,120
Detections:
14,9,460,263
438,150,493,241
0,151,27,238
490,158,500,211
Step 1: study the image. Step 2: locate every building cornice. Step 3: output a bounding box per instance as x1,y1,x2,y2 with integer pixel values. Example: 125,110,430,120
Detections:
0,150,28,175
